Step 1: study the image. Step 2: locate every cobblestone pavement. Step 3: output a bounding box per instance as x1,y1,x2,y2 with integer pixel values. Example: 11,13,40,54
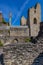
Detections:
1,42,43,65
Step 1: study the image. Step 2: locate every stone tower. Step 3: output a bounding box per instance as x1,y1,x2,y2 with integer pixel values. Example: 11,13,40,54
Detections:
28,3,41,37
21,16,27,26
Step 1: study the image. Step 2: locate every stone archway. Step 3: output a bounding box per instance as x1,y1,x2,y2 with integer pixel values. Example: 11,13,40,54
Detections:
34,18,37,24
12,39,18,43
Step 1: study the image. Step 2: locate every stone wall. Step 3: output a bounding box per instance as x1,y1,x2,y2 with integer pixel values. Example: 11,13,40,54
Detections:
0,26,10,36
10,26,29,37
28,3,41,37
0,26,29,37
0,26,29,43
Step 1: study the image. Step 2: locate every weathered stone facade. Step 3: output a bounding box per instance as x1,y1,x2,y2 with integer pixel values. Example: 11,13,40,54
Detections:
0,26,29,43
10,26,29,37
21,16,27,25
0,3,43,65
0,3,41,44
28,3,41,37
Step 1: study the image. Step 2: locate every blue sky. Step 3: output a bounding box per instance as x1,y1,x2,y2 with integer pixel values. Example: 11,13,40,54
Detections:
0,0,42,26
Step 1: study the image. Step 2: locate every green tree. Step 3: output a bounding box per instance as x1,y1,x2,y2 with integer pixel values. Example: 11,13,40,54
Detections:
2,18,7,24
2,18,9,26
25,38,31,42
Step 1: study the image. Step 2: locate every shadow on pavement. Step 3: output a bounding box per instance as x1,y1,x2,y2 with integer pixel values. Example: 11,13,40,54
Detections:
0,54,4,65
32,52,43,65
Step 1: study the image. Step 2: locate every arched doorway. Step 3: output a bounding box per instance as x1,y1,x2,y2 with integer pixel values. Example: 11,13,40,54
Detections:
34,18,37,24
13,39,18,43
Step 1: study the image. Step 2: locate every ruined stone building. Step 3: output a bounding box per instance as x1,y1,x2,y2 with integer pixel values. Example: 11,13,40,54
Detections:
0,3,43,65
0,3,41,43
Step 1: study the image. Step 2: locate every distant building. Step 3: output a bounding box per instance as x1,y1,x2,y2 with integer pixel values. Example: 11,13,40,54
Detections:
0,3,41,43
21,16,27,26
